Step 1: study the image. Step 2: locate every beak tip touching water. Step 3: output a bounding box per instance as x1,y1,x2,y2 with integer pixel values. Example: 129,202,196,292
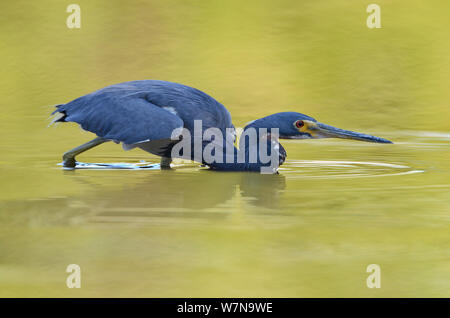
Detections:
371,137,393,144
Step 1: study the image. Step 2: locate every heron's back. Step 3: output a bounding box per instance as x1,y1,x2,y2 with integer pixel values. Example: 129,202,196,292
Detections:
58,80,233,132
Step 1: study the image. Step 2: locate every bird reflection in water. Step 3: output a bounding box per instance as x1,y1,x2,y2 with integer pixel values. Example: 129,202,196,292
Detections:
0,172,286,226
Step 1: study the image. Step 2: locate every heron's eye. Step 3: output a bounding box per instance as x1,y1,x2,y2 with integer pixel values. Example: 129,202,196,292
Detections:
295,120,304,128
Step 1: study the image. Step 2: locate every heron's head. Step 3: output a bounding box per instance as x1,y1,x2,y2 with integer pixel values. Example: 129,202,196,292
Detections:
245,112,392,143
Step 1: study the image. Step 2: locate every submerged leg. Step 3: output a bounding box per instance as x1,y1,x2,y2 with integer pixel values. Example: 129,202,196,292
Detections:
160,157,172,169
63,137,108,168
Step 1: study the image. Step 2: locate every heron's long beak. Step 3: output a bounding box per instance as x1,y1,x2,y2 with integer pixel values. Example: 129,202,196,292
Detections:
307,121,393,143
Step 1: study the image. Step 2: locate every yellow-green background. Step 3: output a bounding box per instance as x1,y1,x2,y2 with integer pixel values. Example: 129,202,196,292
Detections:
0,0,449,297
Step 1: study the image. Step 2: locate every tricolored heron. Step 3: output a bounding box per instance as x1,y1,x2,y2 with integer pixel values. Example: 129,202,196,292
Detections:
52,80,392,172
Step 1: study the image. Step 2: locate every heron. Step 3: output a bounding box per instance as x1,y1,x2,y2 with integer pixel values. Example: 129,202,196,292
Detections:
51,80,392,172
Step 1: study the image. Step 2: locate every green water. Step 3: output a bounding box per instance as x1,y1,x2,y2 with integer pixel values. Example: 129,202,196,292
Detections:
0,0,449,297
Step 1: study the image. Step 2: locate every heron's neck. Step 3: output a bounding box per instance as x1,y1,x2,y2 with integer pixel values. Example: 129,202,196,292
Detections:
204,121,286,173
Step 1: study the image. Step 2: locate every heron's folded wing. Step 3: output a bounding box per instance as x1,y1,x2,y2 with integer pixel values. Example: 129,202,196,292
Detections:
56,96,184,144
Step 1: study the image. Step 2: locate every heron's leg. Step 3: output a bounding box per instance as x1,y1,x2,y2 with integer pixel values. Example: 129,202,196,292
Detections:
160,157,172,169
63,137,108,168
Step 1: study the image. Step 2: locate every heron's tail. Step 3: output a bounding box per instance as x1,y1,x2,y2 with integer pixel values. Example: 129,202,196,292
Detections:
48,104,67,125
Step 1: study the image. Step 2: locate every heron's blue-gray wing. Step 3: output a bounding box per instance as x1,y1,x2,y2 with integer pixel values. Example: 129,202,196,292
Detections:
53,94,184,145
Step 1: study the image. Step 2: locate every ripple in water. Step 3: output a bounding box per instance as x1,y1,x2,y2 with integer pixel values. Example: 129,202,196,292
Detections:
57,160,424,178
55,129,446,175
58,161,160,170
280,160,424,179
